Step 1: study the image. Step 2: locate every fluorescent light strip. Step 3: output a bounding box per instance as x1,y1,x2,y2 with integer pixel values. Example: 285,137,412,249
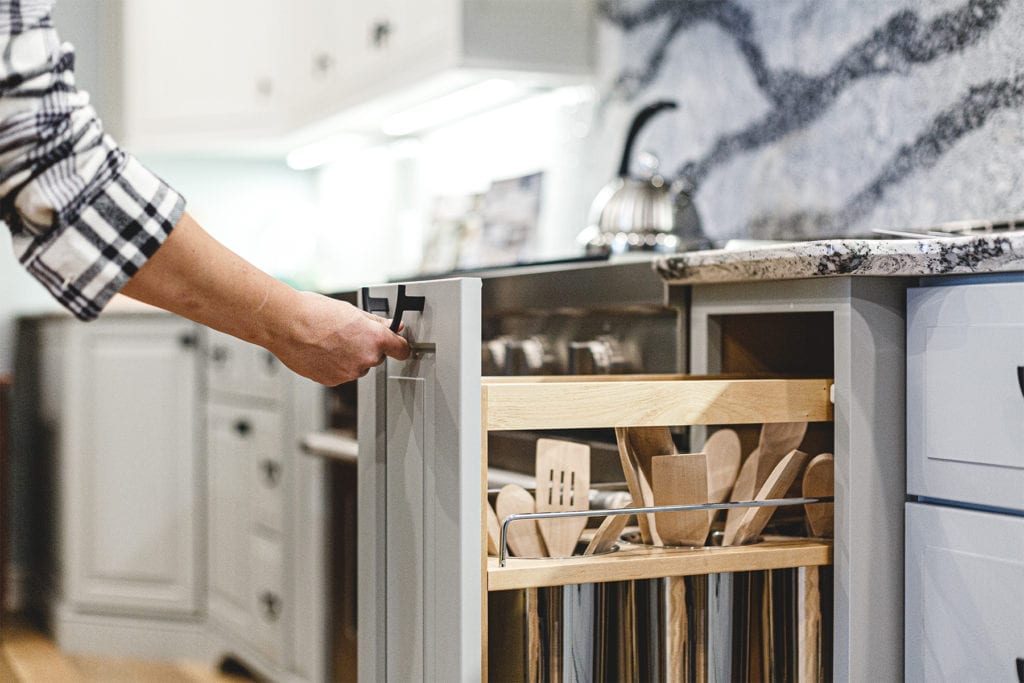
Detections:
380,78,524,137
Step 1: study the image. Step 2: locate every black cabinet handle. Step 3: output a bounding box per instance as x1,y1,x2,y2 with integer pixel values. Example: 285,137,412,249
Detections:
1016,656,1023,683
360,285,425,333
234,420,252,437
1017,366,1024,400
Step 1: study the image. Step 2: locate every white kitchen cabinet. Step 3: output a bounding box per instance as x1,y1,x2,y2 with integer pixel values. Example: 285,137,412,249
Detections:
203,329,328,682
294,0,593,134
907,281,1024,510
119,0,592,151
120,0,293,151
905,502,1024,682
45,314,202,628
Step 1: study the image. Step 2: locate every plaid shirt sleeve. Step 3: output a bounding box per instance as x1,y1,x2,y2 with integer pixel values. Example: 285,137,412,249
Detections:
0,0,185,321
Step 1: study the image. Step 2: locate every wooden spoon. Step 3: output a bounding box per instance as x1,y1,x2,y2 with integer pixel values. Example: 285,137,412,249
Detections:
723,449,809,546
614,427,660,545
802,453,835,538
535,438,590,557
486,501,501,556
652,453,711,547
703,428,742,523
495,484,547,557
583,510,631,555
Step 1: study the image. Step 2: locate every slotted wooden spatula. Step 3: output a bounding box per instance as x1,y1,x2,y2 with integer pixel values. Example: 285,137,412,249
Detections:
724,449,809,546
802,453,834,538
652,453,711,547
495,484,547,557
535,438,590,557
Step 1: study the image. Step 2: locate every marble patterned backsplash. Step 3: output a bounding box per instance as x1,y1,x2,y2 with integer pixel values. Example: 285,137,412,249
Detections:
591,0,1024,242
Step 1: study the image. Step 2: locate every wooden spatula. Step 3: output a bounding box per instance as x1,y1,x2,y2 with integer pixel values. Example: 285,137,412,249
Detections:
754,422,807,489
724,446,759,541
495,484,547,557
583,510,631,555
723,449,809,546
626,426,676,485
703,428,742,523
535,438,590,557
802,453,835,538
652,453,711,547
486,501,501,556
614,427,660,545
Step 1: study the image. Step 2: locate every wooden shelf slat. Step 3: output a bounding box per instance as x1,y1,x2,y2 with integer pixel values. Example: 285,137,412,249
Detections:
482,378,833,431
487,537,832,591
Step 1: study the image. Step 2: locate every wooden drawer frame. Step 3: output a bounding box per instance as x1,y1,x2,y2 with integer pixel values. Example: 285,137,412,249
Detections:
480,374,834,678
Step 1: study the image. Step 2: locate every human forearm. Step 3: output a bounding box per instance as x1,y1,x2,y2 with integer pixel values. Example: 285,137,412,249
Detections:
121,212,409,385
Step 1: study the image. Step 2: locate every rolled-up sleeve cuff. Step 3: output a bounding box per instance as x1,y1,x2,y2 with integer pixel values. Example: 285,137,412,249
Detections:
19,155,186,321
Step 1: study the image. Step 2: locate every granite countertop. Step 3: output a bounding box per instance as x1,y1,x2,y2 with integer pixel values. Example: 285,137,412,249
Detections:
654,232,1024,284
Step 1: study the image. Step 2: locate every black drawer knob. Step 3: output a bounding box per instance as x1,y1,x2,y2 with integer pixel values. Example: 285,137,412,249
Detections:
260,591,281,622
234,420,252,437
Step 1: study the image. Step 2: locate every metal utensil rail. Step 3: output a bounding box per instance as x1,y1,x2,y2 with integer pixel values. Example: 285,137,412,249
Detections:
497,496,835,567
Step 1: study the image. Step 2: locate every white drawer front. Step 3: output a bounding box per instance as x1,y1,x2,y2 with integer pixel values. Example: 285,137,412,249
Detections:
906,503,1024,682
908,282,1024,508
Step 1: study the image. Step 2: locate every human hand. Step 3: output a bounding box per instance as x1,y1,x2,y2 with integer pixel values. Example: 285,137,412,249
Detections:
268,291,411,386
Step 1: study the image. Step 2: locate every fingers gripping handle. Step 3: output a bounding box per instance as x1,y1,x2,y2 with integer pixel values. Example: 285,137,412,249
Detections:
360,285,425,333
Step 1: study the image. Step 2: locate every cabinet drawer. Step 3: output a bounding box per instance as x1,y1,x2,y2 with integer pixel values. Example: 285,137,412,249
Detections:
206,331,286,402
907,282,1024,508
905,502,1024,682
251,534,285,666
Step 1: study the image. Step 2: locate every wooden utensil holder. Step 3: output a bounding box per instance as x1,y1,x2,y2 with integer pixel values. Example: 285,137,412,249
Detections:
482,374,834,680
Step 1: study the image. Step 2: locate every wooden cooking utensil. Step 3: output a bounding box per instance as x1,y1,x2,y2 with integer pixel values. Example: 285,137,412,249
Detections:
723,449,809,546
583,510,631,555
802,453,835,538
614,427,660,545
486,501,501,556
754,422,807,489
535,438,591,557
651,453,711,547
724,447,759,541
703,428,742,523
626,426,676,485
495,484,547,557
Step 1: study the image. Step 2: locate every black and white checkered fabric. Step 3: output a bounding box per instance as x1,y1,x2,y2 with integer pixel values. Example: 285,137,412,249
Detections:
1,0,185,320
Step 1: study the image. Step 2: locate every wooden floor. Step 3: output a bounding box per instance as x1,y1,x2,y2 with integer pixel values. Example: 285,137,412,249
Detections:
1,619,254,683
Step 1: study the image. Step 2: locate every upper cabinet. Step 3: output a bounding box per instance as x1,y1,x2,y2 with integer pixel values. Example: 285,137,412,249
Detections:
120,0,294,152
119,0,594,152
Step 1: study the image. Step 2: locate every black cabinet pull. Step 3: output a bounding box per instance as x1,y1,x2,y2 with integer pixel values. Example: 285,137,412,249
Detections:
234,420,252,437
1016,656,1023,683
360,285,425,333
1017,366,1024,400
261,459,281,487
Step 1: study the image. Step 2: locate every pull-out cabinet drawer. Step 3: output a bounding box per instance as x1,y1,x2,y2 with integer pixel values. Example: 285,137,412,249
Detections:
908,282,1024,509
358,278,836,681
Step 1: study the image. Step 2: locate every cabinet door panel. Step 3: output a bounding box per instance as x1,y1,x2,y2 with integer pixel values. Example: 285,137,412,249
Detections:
207,405,254,636
67,320,198,616
906,503,1024,682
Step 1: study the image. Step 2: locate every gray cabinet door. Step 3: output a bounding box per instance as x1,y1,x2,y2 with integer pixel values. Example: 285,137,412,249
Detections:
905,502,1024,682
358,278,482,682
907,282,1024,509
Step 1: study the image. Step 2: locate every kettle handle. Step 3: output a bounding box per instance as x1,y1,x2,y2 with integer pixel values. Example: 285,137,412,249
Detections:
618,100,678,178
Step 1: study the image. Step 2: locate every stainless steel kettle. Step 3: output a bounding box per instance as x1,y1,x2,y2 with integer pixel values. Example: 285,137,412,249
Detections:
581,101,710,256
